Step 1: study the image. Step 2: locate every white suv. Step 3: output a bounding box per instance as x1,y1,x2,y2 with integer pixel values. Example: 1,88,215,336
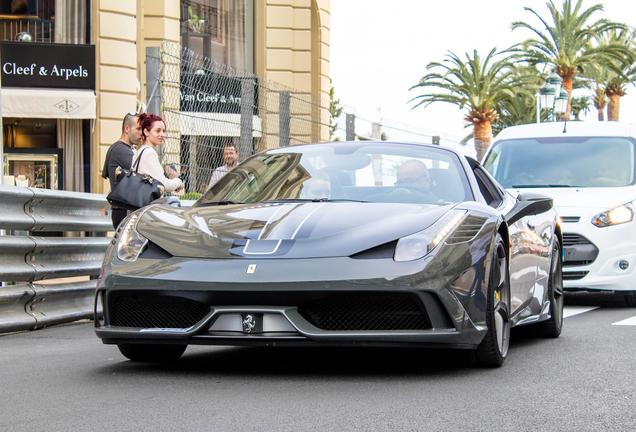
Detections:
482,122,636,305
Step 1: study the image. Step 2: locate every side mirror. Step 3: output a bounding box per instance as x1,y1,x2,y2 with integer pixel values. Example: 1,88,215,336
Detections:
506,193,553,225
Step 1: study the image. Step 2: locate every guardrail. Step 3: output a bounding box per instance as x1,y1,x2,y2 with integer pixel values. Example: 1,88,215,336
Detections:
0,185,112,334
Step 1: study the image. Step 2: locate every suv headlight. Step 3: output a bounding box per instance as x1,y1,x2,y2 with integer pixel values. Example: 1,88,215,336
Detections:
117,212,148,261
591,202,634,228
394,210,466,262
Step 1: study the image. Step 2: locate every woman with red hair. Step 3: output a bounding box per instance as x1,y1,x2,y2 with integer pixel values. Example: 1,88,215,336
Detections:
133,113,183,193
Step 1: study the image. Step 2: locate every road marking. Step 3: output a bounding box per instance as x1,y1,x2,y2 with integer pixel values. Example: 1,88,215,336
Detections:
563,306,599,318
612,315,636,326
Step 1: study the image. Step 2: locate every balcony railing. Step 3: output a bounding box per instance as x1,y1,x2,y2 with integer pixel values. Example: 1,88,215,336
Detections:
0,15,54,43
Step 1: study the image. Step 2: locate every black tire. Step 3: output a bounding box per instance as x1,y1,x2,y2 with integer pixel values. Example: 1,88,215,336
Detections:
625,292,636,307
475,234,511,368
117,344,187,362
534,239,564,338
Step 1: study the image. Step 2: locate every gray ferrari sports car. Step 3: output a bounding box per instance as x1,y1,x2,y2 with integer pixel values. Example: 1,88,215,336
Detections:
95,141,563,367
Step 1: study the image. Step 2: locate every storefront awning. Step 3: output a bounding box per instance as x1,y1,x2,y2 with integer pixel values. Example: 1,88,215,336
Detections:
1,87,96,119
179,112,262,137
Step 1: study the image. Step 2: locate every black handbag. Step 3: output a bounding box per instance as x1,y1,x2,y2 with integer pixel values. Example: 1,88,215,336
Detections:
106,148,165,210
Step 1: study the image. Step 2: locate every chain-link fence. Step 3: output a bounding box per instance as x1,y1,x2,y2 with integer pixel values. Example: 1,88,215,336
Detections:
156,42,330,194
149,42,470,195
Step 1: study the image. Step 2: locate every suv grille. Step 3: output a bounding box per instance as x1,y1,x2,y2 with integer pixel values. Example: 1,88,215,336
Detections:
110,295,210,328
298,293,431,331
562,233,598,266
563,271,588,281
561,216,580,223
563,233,591,246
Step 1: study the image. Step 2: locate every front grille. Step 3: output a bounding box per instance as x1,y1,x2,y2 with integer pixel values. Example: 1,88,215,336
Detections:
110,295,210,328
563,271,588,281
298,293,431,331
447,215,486,243
563,233,592,246
562,233,598,267
561,216,580,223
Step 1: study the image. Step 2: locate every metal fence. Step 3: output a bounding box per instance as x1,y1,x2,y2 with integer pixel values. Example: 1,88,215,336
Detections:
0,17,54,43
153,42,330,194
0,185,112,333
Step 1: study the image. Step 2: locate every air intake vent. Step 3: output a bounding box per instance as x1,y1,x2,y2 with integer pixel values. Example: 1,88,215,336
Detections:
447,215,486,243
110,295,210,328
298,293,431,331
139,241,172,259
561,216,580,223
350,241,397,259
563,271,588,281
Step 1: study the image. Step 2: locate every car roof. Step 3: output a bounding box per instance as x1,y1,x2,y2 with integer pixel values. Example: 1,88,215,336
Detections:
494,121,636,141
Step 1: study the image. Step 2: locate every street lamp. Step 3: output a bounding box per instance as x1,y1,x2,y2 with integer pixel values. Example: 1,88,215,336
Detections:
535,72,568,122
554,88,569,116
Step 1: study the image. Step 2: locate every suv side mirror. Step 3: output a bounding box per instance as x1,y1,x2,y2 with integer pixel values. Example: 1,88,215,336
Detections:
506,193,553,225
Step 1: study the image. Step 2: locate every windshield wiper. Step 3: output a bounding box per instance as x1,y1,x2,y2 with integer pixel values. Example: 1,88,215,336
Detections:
511,184,579,188
199,200,244,206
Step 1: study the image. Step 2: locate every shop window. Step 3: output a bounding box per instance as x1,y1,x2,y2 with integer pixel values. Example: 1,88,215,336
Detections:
2,118,60,189
3,118,57,149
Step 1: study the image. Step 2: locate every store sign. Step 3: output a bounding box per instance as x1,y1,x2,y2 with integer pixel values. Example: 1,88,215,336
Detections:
180,72,258,114
0,42,95,90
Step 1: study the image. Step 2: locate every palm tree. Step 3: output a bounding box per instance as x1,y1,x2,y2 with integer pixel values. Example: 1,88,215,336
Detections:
582,63,609,120
597,28,636,121
570,96,591,120
409,48,529,160
512,0,629,120
593,87,608,120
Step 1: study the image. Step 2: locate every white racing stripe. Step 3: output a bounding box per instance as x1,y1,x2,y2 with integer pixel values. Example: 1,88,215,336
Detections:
563,306,599,318
612,315,636,326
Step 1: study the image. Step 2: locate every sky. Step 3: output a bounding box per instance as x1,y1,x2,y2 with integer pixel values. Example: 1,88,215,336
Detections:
330,0,636,156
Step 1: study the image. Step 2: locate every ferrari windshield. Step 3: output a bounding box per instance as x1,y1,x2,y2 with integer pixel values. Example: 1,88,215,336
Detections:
483,137,636,188
197,142,473,206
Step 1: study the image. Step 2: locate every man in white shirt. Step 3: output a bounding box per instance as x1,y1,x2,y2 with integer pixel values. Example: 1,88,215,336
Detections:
207,143,239,190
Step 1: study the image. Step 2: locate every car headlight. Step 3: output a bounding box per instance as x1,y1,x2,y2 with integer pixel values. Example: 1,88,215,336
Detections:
394,210,466,262
591,202,634,228
117,212,148,262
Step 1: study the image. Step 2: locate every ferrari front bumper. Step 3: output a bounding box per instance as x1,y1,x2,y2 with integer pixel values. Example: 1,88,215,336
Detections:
95,254,489,349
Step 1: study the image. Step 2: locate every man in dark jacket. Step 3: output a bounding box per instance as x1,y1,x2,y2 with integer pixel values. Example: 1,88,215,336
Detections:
101,113,142,228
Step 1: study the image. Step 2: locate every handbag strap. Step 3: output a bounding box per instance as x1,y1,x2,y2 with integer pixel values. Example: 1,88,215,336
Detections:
132,147,149,173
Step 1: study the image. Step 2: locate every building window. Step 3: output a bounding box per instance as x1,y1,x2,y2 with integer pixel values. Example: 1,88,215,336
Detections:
181,0,253,71
0,0,88,44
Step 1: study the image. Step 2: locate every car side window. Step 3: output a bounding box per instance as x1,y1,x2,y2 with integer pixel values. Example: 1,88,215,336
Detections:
473,167,504,208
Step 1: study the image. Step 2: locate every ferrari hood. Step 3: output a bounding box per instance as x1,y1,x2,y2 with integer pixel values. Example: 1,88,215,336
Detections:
136,202,453,259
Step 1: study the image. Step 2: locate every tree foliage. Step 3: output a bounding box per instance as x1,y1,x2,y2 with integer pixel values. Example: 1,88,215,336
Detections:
410,48,532,159
328,79,344,141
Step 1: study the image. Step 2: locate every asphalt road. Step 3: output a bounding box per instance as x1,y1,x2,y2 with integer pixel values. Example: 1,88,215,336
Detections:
1,293,635,432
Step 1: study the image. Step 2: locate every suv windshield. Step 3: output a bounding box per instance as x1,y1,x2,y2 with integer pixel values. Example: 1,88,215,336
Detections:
483,136,636,188
197,142,473,206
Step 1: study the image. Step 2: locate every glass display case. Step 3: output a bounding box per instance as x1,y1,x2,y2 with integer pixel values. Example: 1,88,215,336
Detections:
3,149,62,189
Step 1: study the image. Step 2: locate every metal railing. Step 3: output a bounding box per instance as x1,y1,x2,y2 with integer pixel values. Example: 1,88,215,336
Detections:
0,184,112,333
0,16,54,43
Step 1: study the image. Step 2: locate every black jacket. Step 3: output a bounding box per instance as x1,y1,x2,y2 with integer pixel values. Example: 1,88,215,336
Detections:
102,140,134,191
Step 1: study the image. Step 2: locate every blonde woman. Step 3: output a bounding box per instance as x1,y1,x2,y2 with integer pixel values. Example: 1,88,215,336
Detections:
133,113,183,193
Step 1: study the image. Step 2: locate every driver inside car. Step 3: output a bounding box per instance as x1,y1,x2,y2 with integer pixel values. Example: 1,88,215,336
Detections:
393,159,437,202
